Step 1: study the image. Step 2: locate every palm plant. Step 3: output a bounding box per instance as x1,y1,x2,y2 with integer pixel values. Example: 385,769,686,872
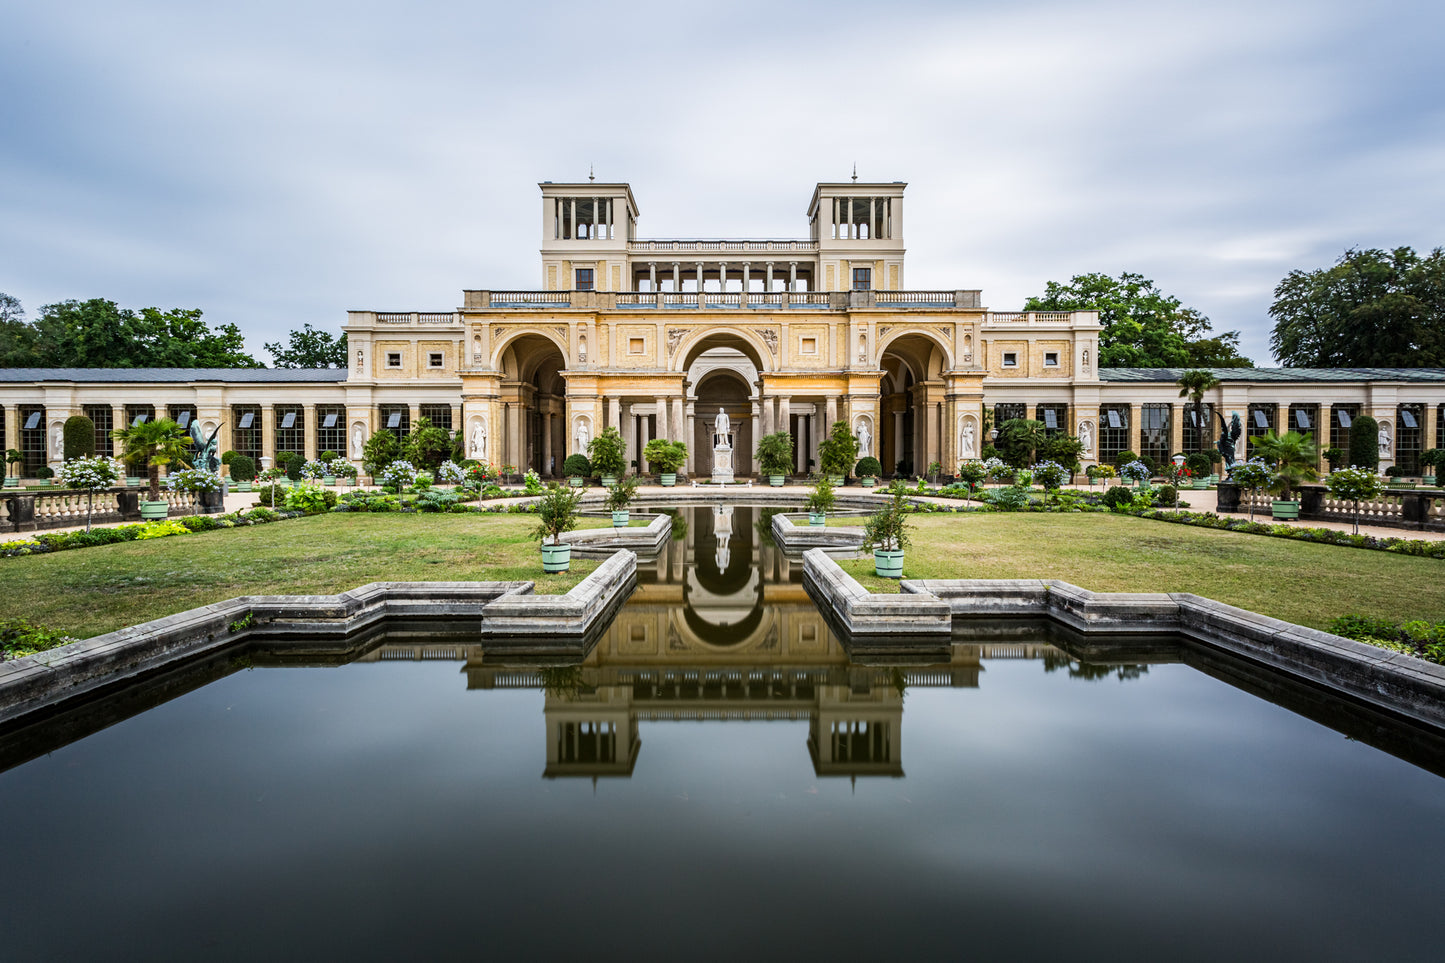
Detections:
112,418,193,502
1250,430,1318,500
1176,369,1220,451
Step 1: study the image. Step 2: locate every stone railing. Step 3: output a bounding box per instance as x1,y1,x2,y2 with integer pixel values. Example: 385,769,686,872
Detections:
985,311,1077,324
1217,483,1443,531
372,311,460,324
0,487,222,533
628,239,819,254
470,289,985,311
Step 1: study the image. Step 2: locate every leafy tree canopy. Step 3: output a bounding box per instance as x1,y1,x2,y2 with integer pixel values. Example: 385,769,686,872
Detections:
1024,272,1252,368
1269,247,1445,367
264,323,348,368
0,295,262,368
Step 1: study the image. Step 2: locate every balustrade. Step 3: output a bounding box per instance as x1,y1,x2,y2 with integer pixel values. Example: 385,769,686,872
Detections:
0,487,215,533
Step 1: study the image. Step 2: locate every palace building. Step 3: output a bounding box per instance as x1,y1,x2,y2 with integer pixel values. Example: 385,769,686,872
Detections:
4,177,1445,478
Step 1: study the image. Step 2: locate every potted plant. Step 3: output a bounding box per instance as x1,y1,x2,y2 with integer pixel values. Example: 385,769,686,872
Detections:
563,453,591,487
3,449,22,487
1185,452,1212,489
1030,460,1071,505
57,455,121,531
755,431,794,486
1323,446,1346,475
534,482,584,572
587,426,627,486
1420,448,1444,486
113,417,193,520
228,454,256,491
805,474,836,526
855,456,882,487
1228,457,1274,521
168,466,225,513
862,482,912,578
926,460,943,485
605,474,638,526
1084,463,1116,488
643,438,687,486
35,465,55,486
502,463,519,486
818,420,858,485
256,466,287,508
378,459,418,493
1326,465,1387,535
1118,460,1151,489
329,457,359,488
1251,429,1318,520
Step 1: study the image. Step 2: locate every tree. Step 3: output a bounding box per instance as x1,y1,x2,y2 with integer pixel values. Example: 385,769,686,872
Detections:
1025,272,1252,368
0,298,263,368
818,420,859,477
362,430,400,476
264,324,348,368
1250,430,1318,500
112,418,193,501
1176,368,1221,445
63,415,95,460
57,456,120,532
404,417,453,470
1348,414,1379,472
1327,466,1386,535
995,418,1047,468
1269,247,1445,367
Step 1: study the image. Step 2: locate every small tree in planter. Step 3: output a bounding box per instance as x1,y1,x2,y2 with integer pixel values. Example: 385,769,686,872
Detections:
643,438,687,485
605,474,639,526
1326,465,1387,534
256,466,287,507
35,466,55,486
855,456,882,487
955,460,987,502
1228,457,1274,521
57,456,121,531
329,457,359,488
113,417,193,519
755,431,794,485
1323,447,1346,474
1085,463,1117,487
818,420,858,484
563,453,592,487
228,454,257,490
862,482,912,578
300,459,329,482
168,466,224,514
534,482,584,572
379,459,418,493
586,426,627,484
805,474,836,526
1251,429,1318,520
1419,448,1445,485
4,449,23,486
1031,461,1071,505
1118,460,1151,488
437,459,466,487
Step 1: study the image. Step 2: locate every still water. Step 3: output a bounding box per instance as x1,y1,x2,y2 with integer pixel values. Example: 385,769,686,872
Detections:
1,505,1443,961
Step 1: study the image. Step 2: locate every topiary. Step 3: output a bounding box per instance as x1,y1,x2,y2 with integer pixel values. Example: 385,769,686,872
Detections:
228,454,256,482
63,415,96,460
1113,450,1139,468
855,456,882,478
1185,452,1212,477
563,453,591,478
1348,414,1379,471
1154,484,1178,506
1101,485,1135,509
221,450,238,465
319,450,339,462
35,466,54,480
280,452,305,481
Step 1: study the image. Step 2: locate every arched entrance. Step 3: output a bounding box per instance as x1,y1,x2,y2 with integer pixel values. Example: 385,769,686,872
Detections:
693,367,753,478
879,333,950,477
497,334,567,476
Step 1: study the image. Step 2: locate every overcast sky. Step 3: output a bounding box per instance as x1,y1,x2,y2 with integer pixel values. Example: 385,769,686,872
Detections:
3,0,1441,365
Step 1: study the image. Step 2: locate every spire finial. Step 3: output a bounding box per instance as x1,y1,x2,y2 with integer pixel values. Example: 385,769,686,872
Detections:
851,162,858,183
589,164,595,183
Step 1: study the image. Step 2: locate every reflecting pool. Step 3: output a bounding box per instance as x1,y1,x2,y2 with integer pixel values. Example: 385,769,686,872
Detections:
1,505,1443,961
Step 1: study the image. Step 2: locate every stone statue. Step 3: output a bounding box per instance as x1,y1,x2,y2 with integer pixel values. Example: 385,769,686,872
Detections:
963,334,973,363
1078,420,1093,456
470,419,487,460
188,420,222,473
960,418,976,459
351,424,364,460
1379,422,1392,457
857,335,867,364
714,408,730,446
575,418,590,454
855,418,871,457
1218,412,1243,468
1082,348,1090,372
578,334,587,363
51,424,63,459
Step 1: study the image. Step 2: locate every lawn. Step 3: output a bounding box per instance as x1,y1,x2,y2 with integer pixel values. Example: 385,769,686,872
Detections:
0,513,596,639
838,512,1445,630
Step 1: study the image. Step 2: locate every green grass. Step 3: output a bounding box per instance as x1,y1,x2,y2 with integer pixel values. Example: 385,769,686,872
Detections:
0,513,596,639
838,512,1445,630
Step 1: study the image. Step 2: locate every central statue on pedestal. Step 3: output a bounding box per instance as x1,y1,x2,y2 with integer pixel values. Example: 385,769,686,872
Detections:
712,407,733,484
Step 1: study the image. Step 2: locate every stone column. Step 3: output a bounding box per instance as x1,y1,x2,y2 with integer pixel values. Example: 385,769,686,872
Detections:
893,410,904,474
788,262,797,292
778,396,792,463
695,262,705,305
741,263,750,306
1319,404,1333,466
639,410,652,466
1170,404,1185,459
303,404,318,460
672,262,680,292
261,406,276,468
686,409,696,473
622,403,635,469
766,262,774,292
655,397,669,442
751,408,761,473
608,396,621,432
825,396,839,431
649,262,657,293
111,405,125,459
672,397,685,448
1129,403,1143,457
4,407,18,477
408,404,421,437
542,412,553,475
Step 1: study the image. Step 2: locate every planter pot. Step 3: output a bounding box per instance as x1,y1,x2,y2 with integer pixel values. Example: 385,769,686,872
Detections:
600,475,618,487
874,549,904,579
769,474,785,487
541,542,571,573
568,476,584,487
1271,499,1300,521
660,472,677,487
127,477,143,487
1425,475,1437,487
808,511,826,527
827,474,845,486
323,476,336,486
611,510,630,527
1191,479,1210,490
139,500,169,521
2,477,16,488
859,476,877,487
233,481,253,492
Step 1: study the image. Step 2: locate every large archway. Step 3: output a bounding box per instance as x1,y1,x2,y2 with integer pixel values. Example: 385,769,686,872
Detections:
497,333,567,476
878,332,950,477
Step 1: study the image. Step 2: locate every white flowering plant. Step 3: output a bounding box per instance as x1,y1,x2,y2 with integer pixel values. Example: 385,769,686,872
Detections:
379,460,418,491
437,460,466,485
1118,460,1152,484
167,467,223,493
328,457,358,481
1030,460,1071,494
300,459,329,480
58,456,123,531
523,468,543,495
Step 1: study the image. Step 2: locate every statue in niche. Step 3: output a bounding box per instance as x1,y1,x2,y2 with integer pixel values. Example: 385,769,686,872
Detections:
1082,348,1090,372
577,334,587,363
1379,422,1392,457
351,424,364,460
355,347,364,373
51,424,63,459
575,417,590,454
960,417,977,459
855,418,871,457
1078,420,1094,456
472,334,483,366
470,418,488,461
858,334,867,364
963,333,973,363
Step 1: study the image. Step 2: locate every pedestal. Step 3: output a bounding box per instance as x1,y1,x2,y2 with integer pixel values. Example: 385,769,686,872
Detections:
712,443,734,485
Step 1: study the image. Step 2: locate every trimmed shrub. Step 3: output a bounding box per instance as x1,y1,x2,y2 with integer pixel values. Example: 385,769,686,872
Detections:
855,456,882,478
1349,414,1379,471
220,450,238,465
1154,484,1178,506
1101,485,1135,509
1185,452,1212,477
563,453,592,477
35,466,54,480
228,454,256,482
63,415,96,460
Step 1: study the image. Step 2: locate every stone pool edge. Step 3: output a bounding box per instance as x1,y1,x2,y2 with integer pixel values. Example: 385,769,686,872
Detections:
803,548,1445,730
0,549,637,726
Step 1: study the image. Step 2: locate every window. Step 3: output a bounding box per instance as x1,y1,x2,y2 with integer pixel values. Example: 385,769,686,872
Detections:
275,406,304,460
1044,352,1059,367
84,405,114,457
1245,404,1275,458
125,404,154,427
1035,404,1068,435
629,338,644,354
1140,404,1171,466
1182,403,1214,454
19,405,45,476
852,267,872,291
168,406,196,430
994,404,1026,425
801,337,817,354
575,268,594,291
231,405,262,463
1099,405,1130,464
1397,404,1424,474
1002,352,1018,368
386,352,402,368
316,406,346,456
1331,405,1359,454
379,406,409,443
420,404,452,432
428,352,444,368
